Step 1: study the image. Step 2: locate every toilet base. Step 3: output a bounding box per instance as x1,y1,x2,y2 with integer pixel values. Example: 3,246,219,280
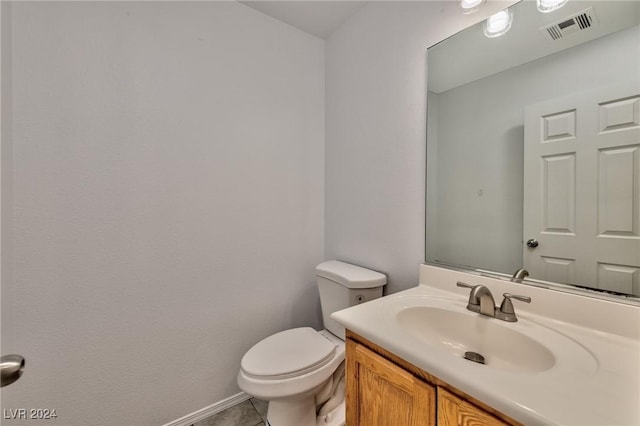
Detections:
316,399,345,426
265,398,345,426
266,395,316,426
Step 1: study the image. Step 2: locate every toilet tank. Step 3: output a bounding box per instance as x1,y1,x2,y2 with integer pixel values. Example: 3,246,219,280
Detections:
316,261,386,340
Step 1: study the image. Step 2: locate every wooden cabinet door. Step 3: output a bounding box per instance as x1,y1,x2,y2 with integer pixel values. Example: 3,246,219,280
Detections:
346,339,436,426
438,387,509,426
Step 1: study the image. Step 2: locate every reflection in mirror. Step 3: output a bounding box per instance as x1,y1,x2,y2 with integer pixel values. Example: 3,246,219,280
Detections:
426,1,640,300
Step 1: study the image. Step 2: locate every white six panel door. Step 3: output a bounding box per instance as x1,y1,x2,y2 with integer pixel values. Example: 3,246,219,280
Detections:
523,83,640,296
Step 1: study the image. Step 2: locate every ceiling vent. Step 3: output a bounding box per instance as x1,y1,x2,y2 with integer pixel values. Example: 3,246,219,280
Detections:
541,8,598,41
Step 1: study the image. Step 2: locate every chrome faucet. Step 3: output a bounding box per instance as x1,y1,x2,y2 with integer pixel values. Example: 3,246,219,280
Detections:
471,284,496,316
457,282,531,322
511,268,529,283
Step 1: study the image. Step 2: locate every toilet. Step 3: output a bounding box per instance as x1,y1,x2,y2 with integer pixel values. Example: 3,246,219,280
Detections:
237,260,386,426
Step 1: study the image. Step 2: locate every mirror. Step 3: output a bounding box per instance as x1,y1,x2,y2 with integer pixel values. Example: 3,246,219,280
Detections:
426,0,640,301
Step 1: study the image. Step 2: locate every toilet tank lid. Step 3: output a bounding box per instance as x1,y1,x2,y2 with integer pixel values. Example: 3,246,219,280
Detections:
316,261,386,289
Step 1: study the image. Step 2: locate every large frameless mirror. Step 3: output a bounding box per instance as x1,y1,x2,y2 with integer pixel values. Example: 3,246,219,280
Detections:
426,0,640,302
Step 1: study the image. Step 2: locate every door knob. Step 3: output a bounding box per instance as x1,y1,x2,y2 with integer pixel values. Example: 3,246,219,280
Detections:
1,354,25,387
526,239,539,248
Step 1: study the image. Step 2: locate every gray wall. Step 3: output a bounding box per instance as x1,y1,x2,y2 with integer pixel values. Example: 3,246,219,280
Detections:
325,0,519,294
429,25,640,274
1,2,324,425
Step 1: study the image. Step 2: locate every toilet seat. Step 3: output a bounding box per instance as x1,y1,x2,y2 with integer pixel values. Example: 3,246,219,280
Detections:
241,327,336,380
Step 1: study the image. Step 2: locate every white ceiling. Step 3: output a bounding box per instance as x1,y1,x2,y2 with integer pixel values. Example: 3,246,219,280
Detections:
428,0,640,93
239,1,368,39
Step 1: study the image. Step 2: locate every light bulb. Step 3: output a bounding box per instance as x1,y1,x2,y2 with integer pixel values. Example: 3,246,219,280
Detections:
484,9,513,38
460,0,486,15
537,0,569,13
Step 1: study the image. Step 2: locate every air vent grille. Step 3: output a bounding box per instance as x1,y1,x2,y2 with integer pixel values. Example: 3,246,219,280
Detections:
575,13,592,30
540,8,598,41
546,26,562,40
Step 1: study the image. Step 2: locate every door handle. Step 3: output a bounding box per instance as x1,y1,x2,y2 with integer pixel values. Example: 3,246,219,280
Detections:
526,239,539,248
1,355,25,387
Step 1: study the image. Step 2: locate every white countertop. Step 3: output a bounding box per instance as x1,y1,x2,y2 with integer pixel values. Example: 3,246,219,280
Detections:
331,265,640,426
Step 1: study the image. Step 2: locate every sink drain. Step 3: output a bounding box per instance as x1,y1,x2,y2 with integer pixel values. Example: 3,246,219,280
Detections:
464,351,485,365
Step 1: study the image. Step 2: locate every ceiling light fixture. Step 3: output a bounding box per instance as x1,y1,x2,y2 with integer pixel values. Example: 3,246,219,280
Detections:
460,0,486,15
537,0,569,13
484,9,513,38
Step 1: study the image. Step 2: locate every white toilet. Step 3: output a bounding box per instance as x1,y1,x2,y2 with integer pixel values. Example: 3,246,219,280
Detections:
237,260,386,426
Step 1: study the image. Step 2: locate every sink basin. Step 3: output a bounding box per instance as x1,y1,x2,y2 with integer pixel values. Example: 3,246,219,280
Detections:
385,294,599,375
397,306,556,373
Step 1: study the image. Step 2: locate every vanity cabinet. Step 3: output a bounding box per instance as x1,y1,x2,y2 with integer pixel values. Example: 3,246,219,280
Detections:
346,331,518,426
437,388,508,426
346,338,436,426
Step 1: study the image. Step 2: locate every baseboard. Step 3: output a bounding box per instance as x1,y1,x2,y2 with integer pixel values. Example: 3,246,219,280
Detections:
162,392,252,426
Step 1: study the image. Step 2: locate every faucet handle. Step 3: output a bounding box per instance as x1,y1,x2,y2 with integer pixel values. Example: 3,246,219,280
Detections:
456,281,474,289
503,293,531,304
456,282,482,313
497,293,531,322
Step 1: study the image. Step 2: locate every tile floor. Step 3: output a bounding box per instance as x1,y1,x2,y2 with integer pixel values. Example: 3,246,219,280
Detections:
193,398,268,426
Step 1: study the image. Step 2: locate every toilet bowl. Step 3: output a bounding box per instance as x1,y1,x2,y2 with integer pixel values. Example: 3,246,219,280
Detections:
237,261,386,426
238,329,345,426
